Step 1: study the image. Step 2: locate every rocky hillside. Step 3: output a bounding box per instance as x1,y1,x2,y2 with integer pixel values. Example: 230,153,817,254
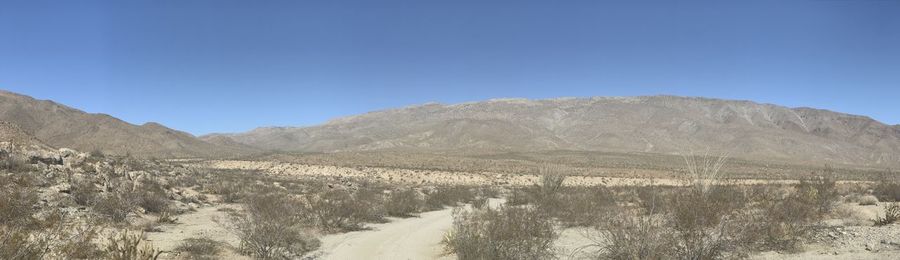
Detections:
0,90,254,158
0,121,50,149
206,96,900,167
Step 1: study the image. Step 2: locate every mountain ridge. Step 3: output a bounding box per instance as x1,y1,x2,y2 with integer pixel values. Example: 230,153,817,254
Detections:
204,95,900,167
0,89,255,158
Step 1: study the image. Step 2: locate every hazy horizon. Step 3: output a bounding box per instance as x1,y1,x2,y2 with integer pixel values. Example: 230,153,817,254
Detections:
3,0,899,135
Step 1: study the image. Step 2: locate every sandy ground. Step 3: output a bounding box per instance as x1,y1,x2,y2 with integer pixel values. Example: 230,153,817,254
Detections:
306,200,510,260
307,209,456,260
144,204,248,260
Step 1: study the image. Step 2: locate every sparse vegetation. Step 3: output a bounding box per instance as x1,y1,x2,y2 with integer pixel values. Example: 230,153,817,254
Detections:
385,188,424,217
858,195,879,206
231,193,320,259
0,226,51,260
444,206,557,260
591,206,674,260
307,188,383,232
104,231,162,260
0,155,33,173
175,237,223,260
873,173,900,202
425,186,477,210
874,204,900,226
94,192,134,223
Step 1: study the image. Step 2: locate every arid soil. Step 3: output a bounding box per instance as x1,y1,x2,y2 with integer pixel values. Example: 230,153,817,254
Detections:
309,208,455,260
145,204,248,260
192,160,870,187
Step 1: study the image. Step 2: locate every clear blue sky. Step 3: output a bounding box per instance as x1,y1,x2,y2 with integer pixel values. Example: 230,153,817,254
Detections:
2,0,898,135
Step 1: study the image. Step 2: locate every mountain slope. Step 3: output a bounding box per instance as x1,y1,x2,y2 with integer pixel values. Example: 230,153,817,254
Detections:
0,90,252,158
206,96,900,167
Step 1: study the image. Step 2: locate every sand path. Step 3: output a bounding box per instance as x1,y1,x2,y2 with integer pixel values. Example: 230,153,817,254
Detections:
311,208,456,260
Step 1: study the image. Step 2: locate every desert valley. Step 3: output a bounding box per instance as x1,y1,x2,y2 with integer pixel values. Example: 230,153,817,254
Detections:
1,89,899,259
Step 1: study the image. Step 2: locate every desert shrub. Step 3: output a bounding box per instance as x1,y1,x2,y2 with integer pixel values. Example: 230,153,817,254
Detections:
425,186,476,210
443,206,556,260
533,173,566,210
104,231,162,260
353,187,389,222
0,156,33,173
135,179,170,214
57,225,104,259
477,186,502,199
505,188,532,206
0,226,50,260
554,186,616,227
874,204,900,226
634,185,678,214
0,187,38,227
858,195,879,206
232,193,320,259
94,193,133,222
668,186,746,260
747,187,820,251
209,182,244,203
307,189,381,232
471,196,489,209
157,210,178,224
71,179,99,207
590,207,674,260
175,237,223,260
384,188,424,217
794,175,839,215
874,182,900,202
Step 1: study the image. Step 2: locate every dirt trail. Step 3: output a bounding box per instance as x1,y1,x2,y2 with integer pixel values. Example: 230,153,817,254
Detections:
310,208,456,260
144,205,248,259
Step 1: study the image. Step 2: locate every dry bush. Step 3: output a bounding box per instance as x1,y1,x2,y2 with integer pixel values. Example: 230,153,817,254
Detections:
874,182,900,202
232,193,320,259
505,188,532,206
94,193,134,222
874,204,900,226
71,178,99,207
554,186,616,227
216,184,244,203
307,189,383,232
157,210,179,224
175,237,223,260
425,186,477,210
135,178,171,214
534,172,566,209
104,231,162,260
858,195,879,206
745,186,821,251
385,188,424,217
0,155,33,173
590,182,748,260
505,172,567,212
794,175,839,215
0,226,50,260
0,186,39,227
443,206,557,260
668,185,747,260
589,206,674,260
57,225,104,259
471,196,489,209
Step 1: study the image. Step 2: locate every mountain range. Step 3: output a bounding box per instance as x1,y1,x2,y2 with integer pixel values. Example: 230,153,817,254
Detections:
2,89,898,168
205,96,900,167
0,90,253,158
